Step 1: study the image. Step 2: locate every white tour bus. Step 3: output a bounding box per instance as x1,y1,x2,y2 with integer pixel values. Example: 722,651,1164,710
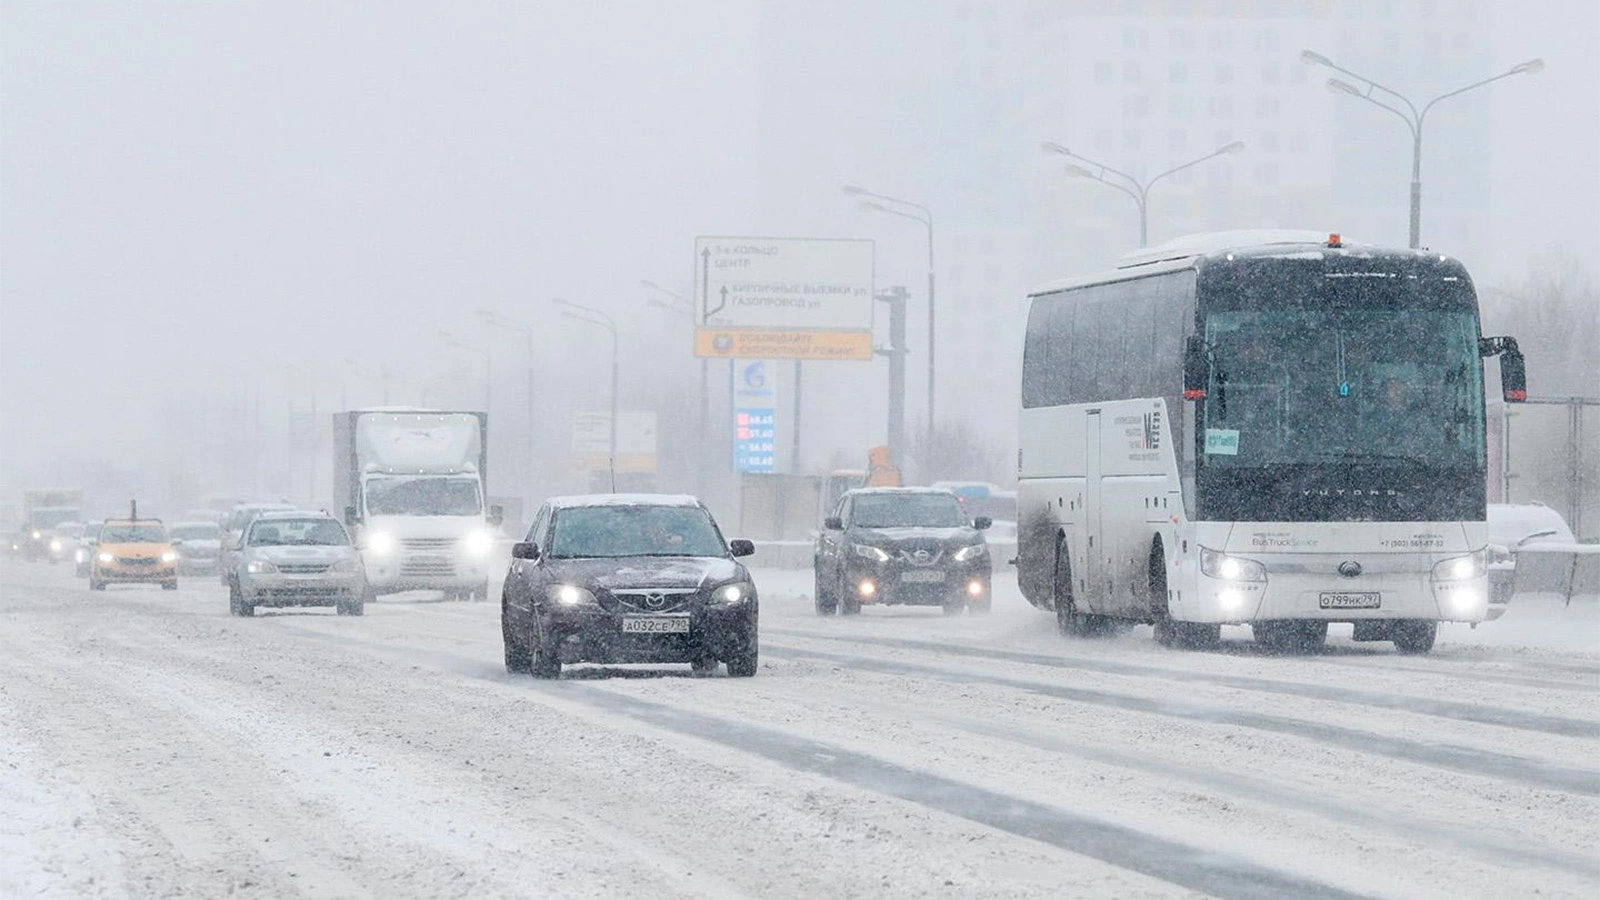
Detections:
1016,231,1528,654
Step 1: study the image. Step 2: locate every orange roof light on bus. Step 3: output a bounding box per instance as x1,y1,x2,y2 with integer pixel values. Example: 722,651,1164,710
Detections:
1327,233,1342,248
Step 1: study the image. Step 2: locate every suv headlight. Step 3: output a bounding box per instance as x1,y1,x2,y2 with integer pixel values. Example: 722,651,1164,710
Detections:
547,584,598,607
710,582,752,605
952,543,987,562
854,544,891,562
331,558,361,573
1432,550,1486,581
1200,547,1267,582
246,559,278,575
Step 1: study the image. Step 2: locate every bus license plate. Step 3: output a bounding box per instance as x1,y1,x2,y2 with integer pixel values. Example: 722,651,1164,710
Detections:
1319,592,1381,609
621,616,690,634
901,571,945,584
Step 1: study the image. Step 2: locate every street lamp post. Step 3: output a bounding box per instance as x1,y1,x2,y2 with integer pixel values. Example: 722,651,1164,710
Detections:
641,280,709,474
844,186,936,470
476,308,537,513
1041,140,1245,248
1301,50,1544,249
555,299,620,491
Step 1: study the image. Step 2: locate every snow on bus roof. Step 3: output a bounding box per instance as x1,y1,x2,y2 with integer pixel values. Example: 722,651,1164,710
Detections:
546,494,704,509
1028,229,1366,296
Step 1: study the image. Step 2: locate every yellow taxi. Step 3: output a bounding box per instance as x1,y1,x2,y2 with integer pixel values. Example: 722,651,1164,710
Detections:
92,518,179,591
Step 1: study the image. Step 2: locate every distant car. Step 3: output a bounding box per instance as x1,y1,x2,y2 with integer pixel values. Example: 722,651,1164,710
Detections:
46,521,83,565
814,487,993,616
502,495,759,679
170,521,224,576
73,522,103,577
218,501,296,584
1486,503,1579,620
91,519,178,590
227,512,367,617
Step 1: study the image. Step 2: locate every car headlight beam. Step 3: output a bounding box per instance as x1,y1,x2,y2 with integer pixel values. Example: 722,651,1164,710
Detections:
547,584,597,607
246,559,278,575
853,545,891,562
711,582,752,605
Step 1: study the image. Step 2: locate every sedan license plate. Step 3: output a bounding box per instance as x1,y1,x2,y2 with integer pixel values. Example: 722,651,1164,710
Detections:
621,616,690,634
901,570,946,584
1319,591,1381,609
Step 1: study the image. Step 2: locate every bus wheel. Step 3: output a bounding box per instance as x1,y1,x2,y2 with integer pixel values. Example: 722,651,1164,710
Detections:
1053,539,1086,637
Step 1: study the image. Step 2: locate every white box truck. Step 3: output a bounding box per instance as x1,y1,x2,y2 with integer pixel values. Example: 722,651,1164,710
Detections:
334,409,501,601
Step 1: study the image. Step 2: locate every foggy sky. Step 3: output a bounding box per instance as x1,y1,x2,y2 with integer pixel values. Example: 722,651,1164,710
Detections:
3,0,1596,504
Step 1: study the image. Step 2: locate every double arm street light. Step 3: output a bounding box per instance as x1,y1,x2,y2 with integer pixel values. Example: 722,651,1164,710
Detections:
1302,50,1544,249
555,299,620,489
844,185,936,465
641,280,711,488
1041,140,1245,248
439,331,492,410
476,309,537,511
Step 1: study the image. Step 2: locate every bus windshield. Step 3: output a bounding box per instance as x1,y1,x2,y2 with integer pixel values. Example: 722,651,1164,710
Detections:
1200,308,1483,469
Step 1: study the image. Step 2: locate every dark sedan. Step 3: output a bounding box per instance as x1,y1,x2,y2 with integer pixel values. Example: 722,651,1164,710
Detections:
501,495,759,679
815,487,993,616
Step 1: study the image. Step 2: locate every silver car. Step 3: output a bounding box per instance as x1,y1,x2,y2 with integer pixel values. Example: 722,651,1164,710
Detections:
228,512,367,617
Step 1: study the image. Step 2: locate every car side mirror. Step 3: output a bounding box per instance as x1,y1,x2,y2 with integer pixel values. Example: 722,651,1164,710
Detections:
729,539,756,558
1183,335,1207,401
488,504,504,527
344,506,361,526
511,541,540,561
824,516,843,531
973,516,993,530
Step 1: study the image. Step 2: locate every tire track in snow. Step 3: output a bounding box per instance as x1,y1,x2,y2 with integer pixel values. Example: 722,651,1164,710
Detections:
765,628,1600,737
763,643,1600,797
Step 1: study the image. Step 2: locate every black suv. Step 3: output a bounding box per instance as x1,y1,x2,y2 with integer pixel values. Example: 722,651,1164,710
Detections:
814,488,992,616
502,495,759,678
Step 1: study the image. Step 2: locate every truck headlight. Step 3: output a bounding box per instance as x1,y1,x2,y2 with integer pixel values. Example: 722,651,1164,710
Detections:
462,530,493,558
547,584,597,607
246,559,278,574
854,545,891,562
710,582,752,605
952,544,987,562
50,539,63,553
1200,548,1266,582
365,532,396,556
1432,551,1486,581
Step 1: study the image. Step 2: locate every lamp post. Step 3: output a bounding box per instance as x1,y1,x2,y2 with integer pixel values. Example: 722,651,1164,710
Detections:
844,185,936,467
641,280,709,469
555,299,620,491
1041,140,1245,248
476,308,537,510
439,331,491,411
1301,50,1543,249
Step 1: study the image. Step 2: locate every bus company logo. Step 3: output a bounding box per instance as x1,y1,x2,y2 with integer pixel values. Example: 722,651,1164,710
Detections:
1140,412,1162,450
1301,488,1400,497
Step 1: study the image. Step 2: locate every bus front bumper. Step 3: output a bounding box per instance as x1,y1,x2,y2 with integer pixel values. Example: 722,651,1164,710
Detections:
1183,570,1489,625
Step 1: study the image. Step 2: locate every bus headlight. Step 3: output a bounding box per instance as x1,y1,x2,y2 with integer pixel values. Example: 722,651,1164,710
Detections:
1200,548,1266,582
1432,551,1486,582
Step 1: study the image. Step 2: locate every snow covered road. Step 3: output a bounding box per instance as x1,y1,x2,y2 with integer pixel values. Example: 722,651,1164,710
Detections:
3,560,1597,899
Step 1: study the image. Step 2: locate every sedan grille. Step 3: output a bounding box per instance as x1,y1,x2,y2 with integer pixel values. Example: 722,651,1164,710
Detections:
118,557,159,566
613,589,696,613
277,563,330,575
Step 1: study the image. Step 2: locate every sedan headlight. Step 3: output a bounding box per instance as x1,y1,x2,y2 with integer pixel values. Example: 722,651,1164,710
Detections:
161,551,179,563
75,548,88,563
547,584,598,607
853,544,891,562
710,582,753,605
1200,547,1267,582
97,551,114,563
364,531,396,556
246,559,278,575
331,558,361,573
461,529,494,558
952,543,987,562
1432,550,1486,582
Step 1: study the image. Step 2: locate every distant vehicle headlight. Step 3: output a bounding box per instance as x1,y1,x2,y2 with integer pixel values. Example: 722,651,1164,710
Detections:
952,543,987,562
1432,550,1486,581
853,544,891,562
1200,547,1266,582
50,539,63,553
246,559,278,574
547,584,597,607
161,551,179,563
330,558,361,573
97,551,114,563
710,582,752,605
364,531,396,556
32,530,42,540
461,529,494,557
75,548,88,563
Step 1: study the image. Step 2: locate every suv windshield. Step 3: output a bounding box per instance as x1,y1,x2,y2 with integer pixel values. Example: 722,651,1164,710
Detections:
100,523,168,543
172,524,221,541
248,519,350,547
852,494,966,528
365,477,482,516
548,506,725,558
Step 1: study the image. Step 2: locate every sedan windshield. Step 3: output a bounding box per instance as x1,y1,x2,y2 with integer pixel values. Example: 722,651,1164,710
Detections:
548,506,725,558
249,519,350,547
100,524,168,543
365,477,482,516
852,494,966,528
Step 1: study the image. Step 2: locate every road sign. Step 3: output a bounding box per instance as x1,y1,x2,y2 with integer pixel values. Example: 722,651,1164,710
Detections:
733,359,778,406
693,236,874,361
570,410,658,473
734,408,777,473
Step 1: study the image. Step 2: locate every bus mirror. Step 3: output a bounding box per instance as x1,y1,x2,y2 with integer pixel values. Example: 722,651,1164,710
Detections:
1500,347,1527,403
1183,336,1207,400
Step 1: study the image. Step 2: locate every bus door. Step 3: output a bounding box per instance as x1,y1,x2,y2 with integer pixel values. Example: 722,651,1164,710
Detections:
1084,409,1104,611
